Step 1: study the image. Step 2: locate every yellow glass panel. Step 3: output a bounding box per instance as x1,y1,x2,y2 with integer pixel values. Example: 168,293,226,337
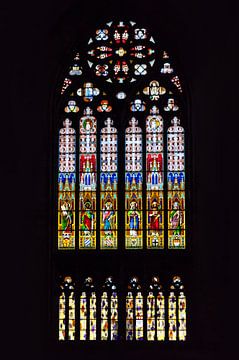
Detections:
146,190,164,249
90,292,97,340
101,292,108,340
147,292,155,340
111,292,118,340
79,192,97,249
80,293,87,340
68,292,75,340
178,292,186,341
168,292,177,341
157,292,165,340
59,293,65,340
135,292,143,340
126,292,134,340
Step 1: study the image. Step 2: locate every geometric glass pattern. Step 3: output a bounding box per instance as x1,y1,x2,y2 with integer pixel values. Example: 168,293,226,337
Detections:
79,107,97,249
100,119,118,249
58,119,76,249
147,277,165,340
126,277,143,340
168,276,186,341
79,277,97,340
146,107,164,249
167,117,186,248
57,19,187,251
55,18,189,344
101,277,118,340
125,119,143,249
58,276,186,341
58,276,75,340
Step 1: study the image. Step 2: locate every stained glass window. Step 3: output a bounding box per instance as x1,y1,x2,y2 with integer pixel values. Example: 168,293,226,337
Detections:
168,276,186,341
126,277,143,340
59,277,75,340
100,119,118,249
79,108,97,249
59,292,66,340
56,19,188,251
80,277,97,340
146,107,164,249
125,119,143,249
101,277,118,340
58,120,76,249
147,277,165,340
55,18,190,344
167,117,186,249
87,21,156,84
57,275,186,341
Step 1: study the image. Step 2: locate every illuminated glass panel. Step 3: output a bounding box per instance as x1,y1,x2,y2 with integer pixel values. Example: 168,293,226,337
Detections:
126,292,134,340
101,292,109,340
58,119,76,249
111,292,118,340
168,276,186,341
59,293,66,340
87,20,155,84
146,106,164,249
58,277,75,340
178,290,187,341
125,118,143,249
157,291,165,340
147,277,165,341
143,80,166,100
168,290,177,340
147,292,155,340
90,292,97,340
101,277,118,340
80,277,97,340
100,118,118,249
167,117,186,249
79,107,97,249
61,78,72,94
135,292,143,340
68,291,75,340
80,292,87,340
77,82,100,102
126,277,143,340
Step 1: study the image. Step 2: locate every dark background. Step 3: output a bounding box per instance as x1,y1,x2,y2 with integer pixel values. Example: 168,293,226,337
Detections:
2,0,238,359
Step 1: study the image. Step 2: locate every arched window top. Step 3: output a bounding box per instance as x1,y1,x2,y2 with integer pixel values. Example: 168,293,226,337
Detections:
58,19,184,102
127,276,141,291
102,276,117,291
170,276,184,290
54,17,190,345
60,276,75,292
148,276,163,292
82,276,95,290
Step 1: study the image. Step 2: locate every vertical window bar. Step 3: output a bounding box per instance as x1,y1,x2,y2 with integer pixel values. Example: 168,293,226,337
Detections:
100,118,118,249
125,118,143,249
167,117,186,249
58,119,76,249
79,107,97,249
146,106,164,249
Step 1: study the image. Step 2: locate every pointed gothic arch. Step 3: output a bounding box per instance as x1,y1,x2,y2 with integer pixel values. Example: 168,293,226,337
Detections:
53,19,190,343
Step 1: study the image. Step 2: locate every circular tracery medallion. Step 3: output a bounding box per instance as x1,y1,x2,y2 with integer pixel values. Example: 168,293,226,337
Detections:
87,20,156,84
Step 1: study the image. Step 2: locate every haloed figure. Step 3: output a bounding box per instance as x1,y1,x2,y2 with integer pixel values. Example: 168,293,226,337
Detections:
81,199,94,231
61,200,73,232
148,199,161,231
170,199,182,234
128,200,140,235
103,200,115,230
